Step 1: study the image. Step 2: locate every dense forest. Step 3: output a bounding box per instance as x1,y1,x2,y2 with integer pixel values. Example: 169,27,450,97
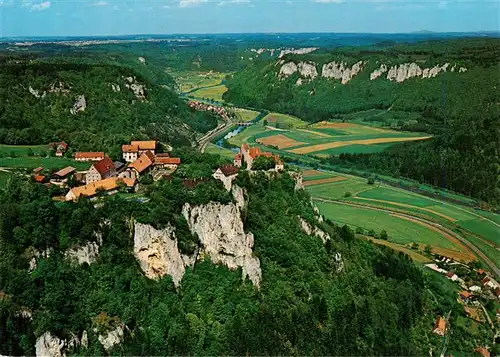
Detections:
0,57,219,152
223,39,500,205
0,150,490,355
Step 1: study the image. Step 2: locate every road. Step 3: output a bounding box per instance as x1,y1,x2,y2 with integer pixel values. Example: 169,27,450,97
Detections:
197,120,235,153
312,197,500,279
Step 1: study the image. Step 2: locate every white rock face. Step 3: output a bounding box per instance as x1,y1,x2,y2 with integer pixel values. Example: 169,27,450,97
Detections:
81,331,88,349
379,62,453,82
29,86,46,99
333,252,344,272
279,62,298,78
98,325,124,352
111,83,121,92
27,247,52,272
70,95,86,115
65,242,99,265
299,217,331,243
182,201,261,288
322,61,364,84
278,47,318,58
138,56,146,64
459,67,467,73
124,76,146,100
36,332,66,357
133,223,187,287
289,171,304,190
297,62,318,79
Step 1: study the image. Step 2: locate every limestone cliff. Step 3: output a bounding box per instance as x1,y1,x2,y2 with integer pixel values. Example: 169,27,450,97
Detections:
370,62,464,82
133,223,188,287
321,61,364,84
124,76,146,100
297,62,318,79
36,332,65,357
97,325,125,352
298,217,331,243
65,241,99,266
279,62,298,78
70,95,86,115
182,199,262,288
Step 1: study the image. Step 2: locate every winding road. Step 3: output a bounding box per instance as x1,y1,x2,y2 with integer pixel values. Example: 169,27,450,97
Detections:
312,197,500,280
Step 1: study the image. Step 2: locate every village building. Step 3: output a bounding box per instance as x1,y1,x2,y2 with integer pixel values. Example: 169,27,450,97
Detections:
469,285,482,292
51,166,76,184
432,317,446,336
122,144,139,163
34,175,46,183
459,290,473,302
474,347,491,357
154,156,181,170
446,272,458,281
86,157,117,184
65,178,119,201
483,277,500,290
238,144,283,171
52,141,68,157
131,141,157,155
33,167,44,175
75,152,105,162
213,164,240,191
128,151,155,177
114,161,126,173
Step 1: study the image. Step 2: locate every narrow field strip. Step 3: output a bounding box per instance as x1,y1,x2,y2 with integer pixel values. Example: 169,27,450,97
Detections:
363,236,432,263
297,129,333,138
390,214,476,261
354,197,457,222
302,169,325,177
304,176,347,186
288,136,432,154
256,134,306,149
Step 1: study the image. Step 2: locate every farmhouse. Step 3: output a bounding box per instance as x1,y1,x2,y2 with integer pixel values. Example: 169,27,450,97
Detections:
52,141,68,157
234,153,242,167
33,167,44,175
51,166,76,184
432,317,446,336
459,290,473,302
154,156,181,170
75,152,105,162
129,151,155,176
86,157,117,184
122,144,139,163
446,272,458,281
131,141,157,155
213,164,239,191
65,178,119,201
34,175,46,183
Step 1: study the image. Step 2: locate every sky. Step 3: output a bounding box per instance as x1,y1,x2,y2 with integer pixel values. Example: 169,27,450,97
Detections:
0,0,498,37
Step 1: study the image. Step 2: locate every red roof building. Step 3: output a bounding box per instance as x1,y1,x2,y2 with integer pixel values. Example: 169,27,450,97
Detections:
86,157,117,184
34,175,46,183
129,151,155,175
75,152,105,162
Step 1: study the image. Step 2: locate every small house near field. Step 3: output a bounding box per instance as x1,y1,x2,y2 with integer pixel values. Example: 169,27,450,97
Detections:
52,141,68,157
459,290,473,302
75,152,105,162
432,317,446,336
154,157,181,170
51,166,76,184
213,164,240,191
86,157,117,184
65,178,119,201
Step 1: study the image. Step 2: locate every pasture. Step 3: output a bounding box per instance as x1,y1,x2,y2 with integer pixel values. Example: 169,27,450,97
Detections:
190,85,228,102
170,71,228,92
263,112,307,129
362,236,432,263
204,143,237,160
0,157,89,171
0,144,48,157
233,108,260,122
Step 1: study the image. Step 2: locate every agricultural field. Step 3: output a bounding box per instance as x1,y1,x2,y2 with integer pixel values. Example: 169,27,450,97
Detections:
227,125,270,147
189,84,228,102
304,169,500,265
362,236,432,263
233,108,260,122
228,112,432,156
314,200,474,261
0,144,48,157
170,71,228,93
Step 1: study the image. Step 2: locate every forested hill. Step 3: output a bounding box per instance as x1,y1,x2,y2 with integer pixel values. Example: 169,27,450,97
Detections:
0,163,480,355
224,39,500,205
0,56,218,151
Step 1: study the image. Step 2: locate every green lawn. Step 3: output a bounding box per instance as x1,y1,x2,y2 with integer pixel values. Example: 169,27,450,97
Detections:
228,125,271,147
314,143,395,155
190,84,228,102
234,108,260,122
0,157,89,171
358,187,436,207
314,200,460,250
263,112,307,129
0,144,48,156
204,143,236,160
170,71,228,92
306,178,375,200
459,219,500,246
426,204,478,222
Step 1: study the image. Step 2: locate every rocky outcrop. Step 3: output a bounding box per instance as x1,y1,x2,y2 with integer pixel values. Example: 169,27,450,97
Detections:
133,223,187,287
29,86,46,99
111,83,121,92
297,62,318,79
49,81,71,94
333,252,344,272
98,325,124,352
138,57,146,64
70,95,86,115
278,47,318,58
371,62,461,82
289,171,304,190
36,332,65,357
279,62,298,78
65,242,99,266
182,200,261,288
370,64,387,80
299,217,331,243
124,76,146,100
322,61,364,84
26,247,52,272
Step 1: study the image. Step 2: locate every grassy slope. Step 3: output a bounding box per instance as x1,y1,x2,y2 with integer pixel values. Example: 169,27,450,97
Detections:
190,85,228,101
0,157,89,171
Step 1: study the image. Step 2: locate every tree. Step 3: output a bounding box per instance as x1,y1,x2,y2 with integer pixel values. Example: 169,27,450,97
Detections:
379,230,388,240
367,177,375,185
367,229,376,237
355,227,364,235
251,156,275,171
424,245,432,255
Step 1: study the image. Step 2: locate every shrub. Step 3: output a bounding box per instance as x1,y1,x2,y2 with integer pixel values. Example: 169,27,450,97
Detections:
379,230,388,240
344,191,352,198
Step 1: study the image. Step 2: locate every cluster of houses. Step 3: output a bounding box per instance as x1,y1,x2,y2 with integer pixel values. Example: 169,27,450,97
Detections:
234,144,284,171
188,101,231,121
33,140,182,202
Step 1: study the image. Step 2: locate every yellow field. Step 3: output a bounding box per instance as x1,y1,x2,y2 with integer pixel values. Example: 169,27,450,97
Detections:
363,237,432,263
288,136,432,154
304,176,347,186
190,85,228,102
257,134,306,149
297,129,333,138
